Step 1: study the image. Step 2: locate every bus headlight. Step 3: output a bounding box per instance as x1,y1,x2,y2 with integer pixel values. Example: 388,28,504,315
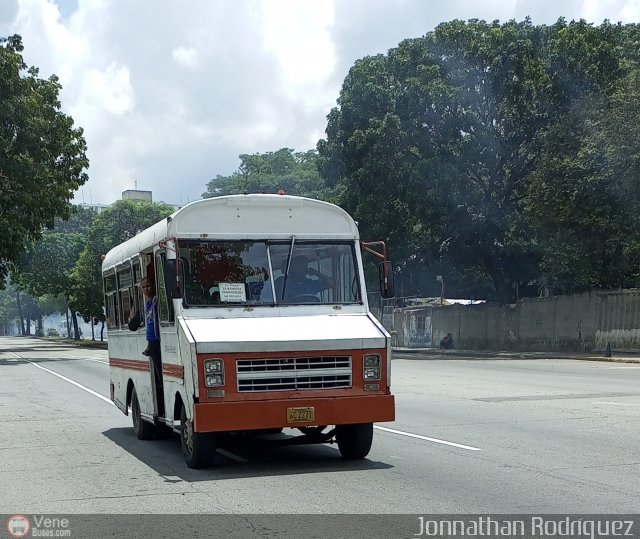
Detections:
363,354,381,380
204,359,225,387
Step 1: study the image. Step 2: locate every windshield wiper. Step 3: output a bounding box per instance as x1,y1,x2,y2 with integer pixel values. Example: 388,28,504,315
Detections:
265,241,277,305
280,235,296,301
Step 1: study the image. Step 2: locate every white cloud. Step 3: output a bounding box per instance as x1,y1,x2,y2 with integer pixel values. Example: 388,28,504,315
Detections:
618,0,640,20
2,0,639,207
10,0,90,86
77,63,133,115
581,0,638,21
172,46,199,68
258,0,336,91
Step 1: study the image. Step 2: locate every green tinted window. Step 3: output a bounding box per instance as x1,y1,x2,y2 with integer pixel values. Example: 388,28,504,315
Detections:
155,253,174,323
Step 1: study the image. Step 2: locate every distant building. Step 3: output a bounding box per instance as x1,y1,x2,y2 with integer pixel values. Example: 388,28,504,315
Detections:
77,190,181,213
121,189,181,210
77,202,109,214
122,189,153,202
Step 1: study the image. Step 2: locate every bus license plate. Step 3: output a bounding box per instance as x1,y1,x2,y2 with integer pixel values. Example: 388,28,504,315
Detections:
287,407,315,423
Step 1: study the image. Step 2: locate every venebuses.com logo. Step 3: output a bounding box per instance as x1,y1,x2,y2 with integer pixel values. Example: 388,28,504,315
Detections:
6,515,30,538
6,515,71,537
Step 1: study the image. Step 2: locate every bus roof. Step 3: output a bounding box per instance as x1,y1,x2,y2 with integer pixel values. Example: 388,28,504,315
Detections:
102,194,360,272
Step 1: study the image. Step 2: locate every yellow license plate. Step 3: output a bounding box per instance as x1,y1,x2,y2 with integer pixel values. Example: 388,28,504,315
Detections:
287,407,315,423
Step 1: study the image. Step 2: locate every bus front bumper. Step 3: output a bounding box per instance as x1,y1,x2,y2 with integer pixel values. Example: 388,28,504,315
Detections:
193,394,395,433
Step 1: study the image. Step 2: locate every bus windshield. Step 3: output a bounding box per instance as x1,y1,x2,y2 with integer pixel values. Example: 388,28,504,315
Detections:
178,240,361,306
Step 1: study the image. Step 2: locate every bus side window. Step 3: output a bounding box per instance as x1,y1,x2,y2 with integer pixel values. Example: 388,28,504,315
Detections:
117,265,133,328
155,252,175,323
132,261,143,317
104,272,118,328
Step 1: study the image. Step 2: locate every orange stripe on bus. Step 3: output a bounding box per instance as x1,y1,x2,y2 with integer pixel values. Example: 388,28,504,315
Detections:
162,364,185,379
109,358,150,372
109,358,183,379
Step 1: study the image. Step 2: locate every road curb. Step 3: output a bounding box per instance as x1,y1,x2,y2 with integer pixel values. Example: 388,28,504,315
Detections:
31,336,108,350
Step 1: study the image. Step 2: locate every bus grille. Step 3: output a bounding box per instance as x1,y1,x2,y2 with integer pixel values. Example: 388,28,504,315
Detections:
236,356,352,392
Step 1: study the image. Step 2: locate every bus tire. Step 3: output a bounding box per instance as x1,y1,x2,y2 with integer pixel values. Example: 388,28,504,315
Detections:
335,422,373,459
180,405,216,468
131,387,155,440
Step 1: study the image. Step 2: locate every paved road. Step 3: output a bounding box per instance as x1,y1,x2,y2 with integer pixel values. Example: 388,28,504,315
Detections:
1,336,639,515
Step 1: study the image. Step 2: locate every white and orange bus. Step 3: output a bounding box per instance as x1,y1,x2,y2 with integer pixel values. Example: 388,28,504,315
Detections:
102,194,395,468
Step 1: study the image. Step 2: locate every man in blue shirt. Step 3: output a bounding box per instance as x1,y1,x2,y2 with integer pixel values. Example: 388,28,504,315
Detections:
129,277,164,416
277,256,333,302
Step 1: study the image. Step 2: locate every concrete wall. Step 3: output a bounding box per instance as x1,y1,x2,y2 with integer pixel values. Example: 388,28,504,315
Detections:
391,289,640,352
595,290,640,350
401,309,432,347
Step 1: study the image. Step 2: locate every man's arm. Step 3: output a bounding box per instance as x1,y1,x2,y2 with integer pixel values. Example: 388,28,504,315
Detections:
127,311,142,331
306,267,334,291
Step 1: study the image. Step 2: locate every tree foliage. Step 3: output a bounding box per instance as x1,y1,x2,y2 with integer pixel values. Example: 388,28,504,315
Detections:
14,232,85,298
11,234,82,337
9,207,96,338
203,148,341,202
0,35,88,283
527,71,640,292
319,18,640,301
0,280,19,334
52,205,97,234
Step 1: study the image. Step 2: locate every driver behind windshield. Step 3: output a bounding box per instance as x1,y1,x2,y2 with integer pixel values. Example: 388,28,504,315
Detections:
276,255,333,301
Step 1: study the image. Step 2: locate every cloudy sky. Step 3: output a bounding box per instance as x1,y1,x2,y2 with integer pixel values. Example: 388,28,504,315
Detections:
2,0,639,207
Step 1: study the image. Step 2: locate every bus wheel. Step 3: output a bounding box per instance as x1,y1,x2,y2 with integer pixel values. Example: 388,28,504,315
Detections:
335,422,373,459
131,387,155,440
180,405,216,468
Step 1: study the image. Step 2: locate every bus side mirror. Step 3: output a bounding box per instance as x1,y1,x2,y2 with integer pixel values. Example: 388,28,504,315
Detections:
165,259,184,299
379,261,395,299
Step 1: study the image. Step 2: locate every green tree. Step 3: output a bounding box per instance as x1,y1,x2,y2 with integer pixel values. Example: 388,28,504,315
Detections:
70,200,175,339
318,18,633,302
9,206,96,338
527,70,640,292
203,148,341,202
13,232,85,337
13,289,55,336
53,205,97,234
0,35,88,284
0,279,19,335
15,233,84,297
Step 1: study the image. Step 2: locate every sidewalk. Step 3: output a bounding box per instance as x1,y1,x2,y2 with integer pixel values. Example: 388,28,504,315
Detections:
392,346,640,363
34,336,108,350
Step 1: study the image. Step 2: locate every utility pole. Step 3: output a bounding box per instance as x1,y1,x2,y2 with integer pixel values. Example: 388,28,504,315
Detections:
436,275,444,305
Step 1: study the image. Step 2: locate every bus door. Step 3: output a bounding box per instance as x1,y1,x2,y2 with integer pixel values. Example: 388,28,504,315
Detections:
154,251,180,414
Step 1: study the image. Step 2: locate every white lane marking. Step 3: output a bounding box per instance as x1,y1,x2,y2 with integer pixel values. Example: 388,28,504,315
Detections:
10,352,114,407
374,425,482,451
607,366,640,369
216,448,249,462
591,401,637,406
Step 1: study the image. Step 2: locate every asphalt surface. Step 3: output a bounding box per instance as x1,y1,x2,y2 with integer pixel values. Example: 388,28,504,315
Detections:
1,336,639,518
